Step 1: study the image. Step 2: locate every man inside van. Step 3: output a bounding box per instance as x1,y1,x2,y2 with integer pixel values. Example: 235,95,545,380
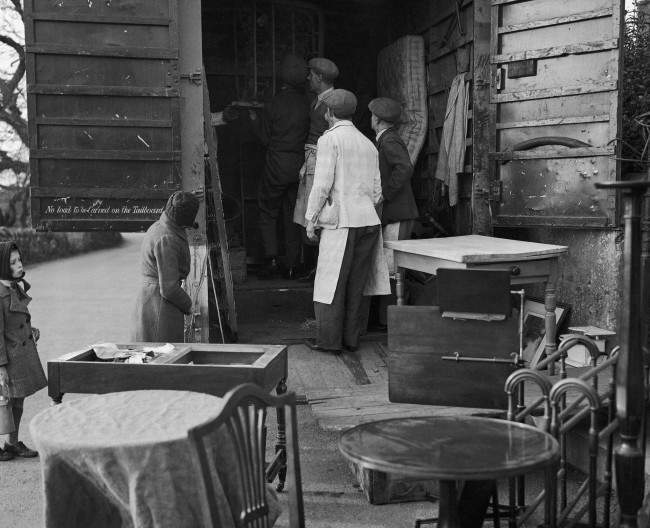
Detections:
249,54,310,279
293,57,339,281
366,96,419,329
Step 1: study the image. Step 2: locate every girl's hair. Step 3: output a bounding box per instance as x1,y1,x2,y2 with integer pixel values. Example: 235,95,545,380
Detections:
0,241,22,281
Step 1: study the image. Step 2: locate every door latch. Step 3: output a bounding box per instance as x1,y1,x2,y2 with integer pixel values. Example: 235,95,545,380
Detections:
180,69,202,85
473,180,502,202
490,180,503,202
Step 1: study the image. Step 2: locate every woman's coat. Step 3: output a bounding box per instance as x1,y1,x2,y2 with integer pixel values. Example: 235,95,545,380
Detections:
0,282,47,398
132,212,193,342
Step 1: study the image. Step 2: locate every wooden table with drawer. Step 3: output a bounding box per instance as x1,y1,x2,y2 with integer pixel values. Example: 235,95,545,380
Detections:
384,235,568,365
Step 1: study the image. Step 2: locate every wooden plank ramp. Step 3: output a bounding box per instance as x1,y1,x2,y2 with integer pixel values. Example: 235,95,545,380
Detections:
306,384,504,432
299,342,504,432
295,341,611,433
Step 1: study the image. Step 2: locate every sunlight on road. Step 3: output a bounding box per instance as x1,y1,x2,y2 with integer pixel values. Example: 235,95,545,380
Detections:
27,233,144,360
0,234,145,528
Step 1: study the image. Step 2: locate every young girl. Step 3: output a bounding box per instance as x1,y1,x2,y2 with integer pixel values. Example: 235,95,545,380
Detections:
0,241,46,460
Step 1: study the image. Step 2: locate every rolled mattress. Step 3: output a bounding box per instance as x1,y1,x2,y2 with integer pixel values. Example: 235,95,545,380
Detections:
377,35,428,165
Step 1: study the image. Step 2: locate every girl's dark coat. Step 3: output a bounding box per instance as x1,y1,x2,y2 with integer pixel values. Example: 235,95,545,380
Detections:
0,282,46,398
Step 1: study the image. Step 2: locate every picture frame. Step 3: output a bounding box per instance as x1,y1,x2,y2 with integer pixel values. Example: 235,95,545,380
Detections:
521,297,570,367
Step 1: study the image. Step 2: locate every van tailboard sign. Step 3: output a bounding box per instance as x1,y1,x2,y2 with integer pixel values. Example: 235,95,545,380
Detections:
24,0,181,231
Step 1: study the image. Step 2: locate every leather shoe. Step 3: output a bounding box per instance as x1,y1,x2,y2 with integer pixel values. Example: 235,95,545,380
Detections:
297,267,316,283
0,447,14,461
4,441,38,458
257,258,281,279
284,265,305,280
367,323,387,333
303,338,341,355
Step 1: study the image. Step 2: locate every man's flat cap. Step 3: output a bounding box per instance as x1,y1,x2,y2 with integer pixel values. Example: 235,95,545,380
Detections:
308,58,339,81
368,97,403,123
323,89,357,118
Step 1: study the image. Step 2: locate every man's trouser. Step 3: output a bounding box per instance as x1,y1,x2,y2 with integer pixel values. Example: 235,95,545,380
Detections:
360,219,414,329
258,176,300,266
377,219,414,325
314,225,380,350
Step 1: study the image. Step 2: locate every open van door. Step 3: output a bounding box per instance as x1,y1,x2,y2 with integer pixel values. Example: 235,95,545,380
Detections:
489,0,624,228
24,0,185,231
24,1,236,342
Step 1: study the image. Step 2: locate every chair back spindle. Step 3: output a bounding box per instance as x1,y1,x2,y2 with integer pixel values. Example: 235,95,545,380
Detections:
189,383,305,528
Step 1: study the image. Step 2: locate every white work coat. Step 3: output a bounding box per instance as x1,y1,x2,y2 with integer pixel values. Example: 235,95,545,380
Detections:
305,120,390,303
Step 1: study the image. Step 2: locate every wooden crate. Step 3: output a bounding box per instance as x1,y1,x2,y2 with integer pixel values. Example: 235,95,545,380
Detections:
388,305,519,409
349,462,439,505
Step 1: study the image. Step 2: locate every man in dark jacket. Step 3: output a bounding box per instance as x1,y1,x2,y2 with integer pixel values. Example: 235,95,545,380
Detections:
369,97,419,229
368,97,419,327
250,54,310,278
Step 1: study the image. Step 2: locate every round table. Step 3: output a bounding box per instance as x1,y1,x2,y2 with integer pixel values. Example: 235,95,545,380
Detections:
339,415,559,528
30,390,232,528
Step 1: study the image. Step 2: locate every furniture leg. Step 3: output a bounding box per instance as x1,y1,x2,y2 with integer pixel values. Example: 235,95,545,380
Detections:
48,363,62,404
545,464,557,528
544,260,558,376
415,484,502,528
508,477,517,528
611,182,647,528
438,480,460,528
458,480,495,528
396,268,405,306
275,378,287,492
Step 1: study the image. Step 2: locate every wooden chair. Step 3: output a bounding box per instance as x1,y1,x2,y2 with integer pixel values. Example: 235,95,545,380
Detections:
188,383,305,528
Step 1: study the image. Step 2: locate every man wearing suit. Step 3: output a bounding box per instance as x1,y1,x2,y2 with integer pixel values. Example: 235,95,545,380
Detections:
293,57,339,281
368,97,419,327
370,97,419,230
293,57,339,229
304,89,390,353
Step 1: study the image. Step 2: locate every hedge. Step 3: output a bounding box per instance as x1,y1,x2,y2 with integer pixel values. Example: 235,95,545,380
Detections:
0,228,123,265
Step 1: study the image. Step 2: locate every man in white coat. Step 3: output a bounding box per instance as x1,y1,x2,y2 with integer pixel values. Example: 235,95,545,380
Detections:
304,89,390,353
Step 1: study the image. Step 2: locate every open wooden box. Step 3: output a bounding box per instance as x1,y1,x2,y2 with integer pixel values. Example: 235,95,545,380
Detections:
48,343,288,403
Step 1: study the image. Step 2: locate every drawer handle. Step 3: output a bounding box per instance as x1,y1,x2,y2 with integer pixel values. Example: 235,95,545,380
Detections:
510,265,521,276
441,352,519,365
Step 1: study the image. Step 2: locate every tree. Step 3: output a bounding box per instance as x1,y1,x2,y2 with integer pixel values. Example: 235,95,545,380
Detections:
622,0,650,175
0,0,28,226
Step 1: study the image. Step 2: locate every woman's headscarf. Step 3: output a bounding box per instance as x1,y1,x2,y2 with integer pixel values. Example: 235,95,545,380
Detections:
164,191,200,228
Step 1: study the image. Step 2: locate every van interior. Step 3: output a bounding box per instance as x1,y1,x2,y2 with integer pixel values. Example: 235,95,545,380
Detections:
201,0,447,270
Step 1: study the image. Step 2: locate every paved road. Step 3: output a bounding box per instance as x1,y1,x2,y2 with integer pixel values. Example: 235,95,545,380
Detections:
0,234,448,528
0,232,144,527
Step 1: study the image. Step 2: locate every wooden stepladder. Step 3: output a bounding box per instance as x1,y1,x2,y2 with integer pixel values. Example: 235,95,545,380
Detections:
202,71,238,342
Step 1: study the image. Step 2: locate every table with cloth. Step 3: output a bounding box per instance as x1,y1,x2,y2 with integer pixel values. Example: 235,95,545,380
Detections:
30,390,281,528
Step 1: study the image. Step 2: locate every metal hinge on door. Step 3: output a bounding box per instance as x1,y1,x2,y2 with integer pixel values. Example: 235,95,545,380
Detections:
181,69,202,85
494,67,505,91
